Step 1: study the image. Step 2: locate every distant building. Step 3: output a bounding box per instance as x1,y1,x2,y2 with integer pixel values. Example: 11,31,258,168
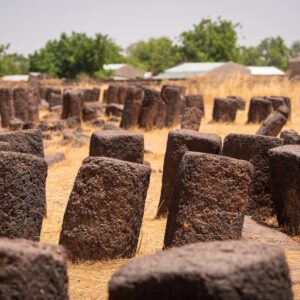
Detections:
155,62,285,80
103,64,149,80
288,57,300,78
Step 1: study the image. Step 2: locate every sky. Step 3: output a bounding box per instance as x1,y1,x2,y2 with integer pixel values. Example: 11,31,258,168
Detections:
0,0,299,55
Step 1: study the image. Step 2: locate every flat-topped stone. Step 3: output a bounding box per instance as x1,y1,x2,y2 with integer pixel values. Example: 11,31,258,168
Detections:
109,240,292,300
0,238,68,299
0,129,44,158
89,130,144,163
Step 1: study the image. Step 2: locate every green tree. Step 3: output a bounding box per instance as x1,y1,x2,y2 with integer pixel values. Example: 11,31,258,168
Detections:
290,40,300,59
127,37,181,74
238,46,262,66
29,32,124,79
180,18,240,62
256,36,289,70
0,44,29,76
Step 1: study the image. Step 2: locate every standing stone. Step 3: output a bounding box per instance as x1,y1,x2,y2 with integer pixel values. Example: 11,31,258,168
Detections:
139,88,161,131
120,87,144,129
157,130,222,218
185,94,205,115
109,241,292,300
0,238,69,299
0,151,47,240
280,129,300,145
256,111,287,136
268,96,291,119
212,98,238,122
13,88,29,122
227,96,246,110
180,107,202,131
154,99,166,129
269,145,300,233
105,103,124,117
62,89,83,121
118,86,128,105
0,88,14,128
89,130,144,164
83,87,100,102
48,92,63,109
247,97,272,123
82,102,99,121
223,133,283,222
161,85,185,127
0,142,11,151
44,87,61,102
0,129,44,158
28,88,39,123
105,85,120,104
164,152,252,248
59,157,151,261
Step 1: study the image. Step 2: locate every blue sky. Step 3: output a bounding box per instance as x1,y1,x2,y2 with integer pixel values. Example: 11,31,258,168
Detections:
1,0,299,55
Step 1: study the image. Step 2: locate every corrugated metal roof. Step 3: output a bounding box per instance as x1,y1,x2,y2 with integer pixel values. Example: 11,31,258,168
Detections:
248,66,284,76
103,64,126,71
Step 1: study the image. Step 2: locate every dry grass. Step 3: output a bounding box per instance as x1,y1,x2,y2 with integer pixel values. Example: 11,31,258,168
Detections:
40,75,300,299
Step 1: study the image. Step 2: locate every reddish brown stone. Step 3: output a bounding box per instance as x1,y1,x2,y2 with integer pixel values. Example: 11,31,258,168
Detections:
268,96,291,119
105,103,124,117
154,99,166,129
0,151,47,240
120,87,144,129
212,98,238,122
161,85,185,127
0,88,14,128
223,133,283,222
89,130,144,163
280,129,300,145
118,86,128,105
185,94,205,115
256,111,287,136
139,88,161,131
13,88,29,122
157,130,222,217
180,107,202,131
59,157,150,261
62,89,83,121
28,88,39,123
44,87,61,102
227,96,246,110
269,145,300,233
0,129,44,158
83,87,100,102
48,92,63,108
247,97,272,123
0,142,11,151
82,102,100,121
105,85,120,104
164,152,252,248
109,241,292,300
0,238,68,299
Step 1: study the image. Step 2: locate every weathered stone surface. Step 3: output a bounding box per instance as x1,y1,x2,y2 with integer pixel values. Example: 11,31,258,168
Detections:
89,130,144,163
227,96,246,110
185,94,205,115
212,98,238,122
109,241,292,300
154,99,166,129
0,142,11,151
164,152,252,248
0,88,14,127
82,102,99,121
247,97,272,123
13,88,29,122
48,92,63,108
0,151,47,240
118,86,128,105
9,118,24,131
180,107,202,131
139,88,161,131
256,111,287,136
161,85,185,127
105,85,119,104
62,89,83,121
268,96,291,119
0,129,44,158
105,103,123,117
0,238,68,299
120,87,144,129
44,87,61,102
28,88,39,123
83,87,100,102
269,145,300,233
59,157,150,261
280,129,300,145
157,130,222,217
223,133,283,221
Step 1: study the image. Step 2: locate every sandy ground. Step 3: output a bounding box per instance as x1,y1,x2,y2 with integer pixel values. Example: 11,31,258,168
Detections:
40,97,300,299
